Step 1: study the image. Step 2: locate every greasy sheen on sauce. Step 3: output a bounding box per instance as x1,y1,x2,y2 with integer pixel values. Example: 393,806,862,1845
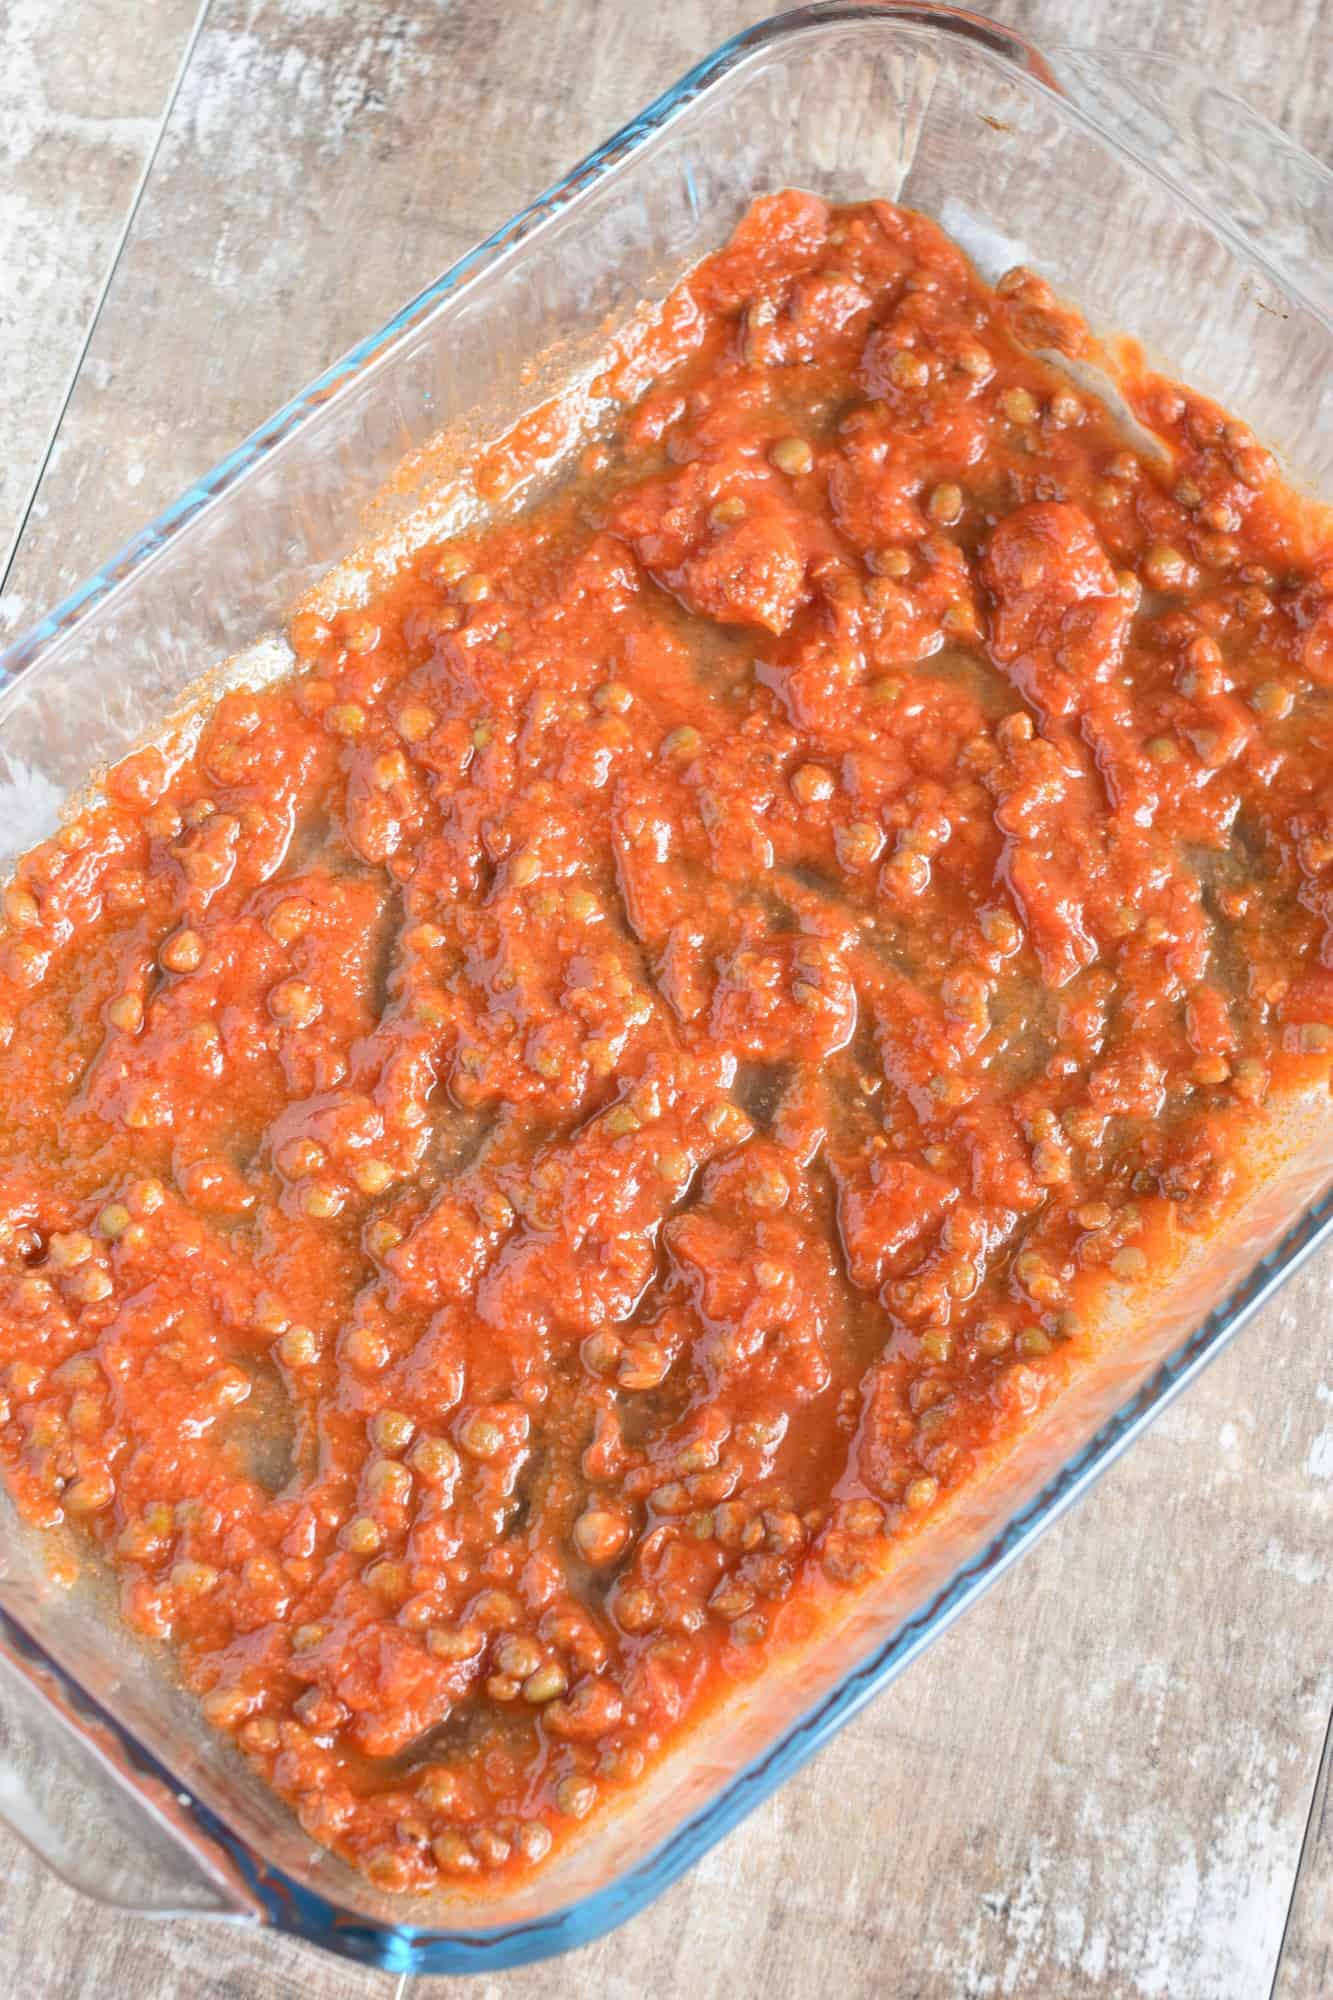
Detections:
2,193,1333,1896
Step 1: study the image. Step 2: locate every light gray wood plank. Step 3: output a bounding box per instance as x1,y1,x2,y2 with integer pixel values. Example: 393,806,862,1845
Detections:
3,3,1333,1997
1273,1720,1333,2000
3,1819,403,2000
1020,0,1333,162
0,0,201,586
0,0,782,640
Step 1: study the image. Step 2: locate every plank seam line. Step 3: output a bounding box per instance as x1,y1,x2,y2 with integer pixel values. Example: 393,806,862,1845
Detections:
1268,1691,1333,1998
0,0,214,599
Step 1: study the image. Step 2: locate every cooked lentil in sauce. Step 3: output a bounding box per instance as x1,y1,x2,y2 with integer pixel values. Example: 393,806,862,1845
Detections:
3,192,1333,1894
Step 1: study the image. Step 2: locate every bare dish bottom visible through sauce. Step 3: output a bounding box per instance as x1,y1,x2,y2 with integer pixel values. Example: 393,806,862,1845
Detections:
2,192,1333,1895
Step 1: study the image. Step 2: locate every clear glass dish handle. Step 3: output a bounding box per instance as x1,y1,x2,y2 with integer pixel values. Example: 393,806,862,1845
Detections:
1051,45,1333,325
0,1637,257,1920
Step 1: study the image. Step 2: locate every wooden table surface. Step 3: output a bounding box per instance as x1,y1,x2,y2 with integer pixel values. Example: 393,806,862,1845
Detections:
2,3,1332,1994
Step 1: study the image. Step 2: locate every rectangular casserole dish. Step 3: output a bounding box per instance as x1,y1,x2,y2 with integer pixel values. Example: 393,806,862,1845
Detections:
3,2,1333,1973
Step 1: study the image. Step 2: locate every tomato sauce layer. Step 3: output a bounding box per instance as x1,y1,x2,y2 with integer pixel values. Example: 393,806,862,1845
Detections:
3,193,1333,1894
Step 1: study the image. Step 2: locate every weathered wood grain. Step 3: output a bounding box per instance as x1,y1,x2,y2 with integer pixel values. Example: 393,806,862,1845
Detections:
1275,1713,1333,2000
1025,0,1333,161
0,0,201,587
2,3,1333,1997
2,1826,404,2000
0,0,782,638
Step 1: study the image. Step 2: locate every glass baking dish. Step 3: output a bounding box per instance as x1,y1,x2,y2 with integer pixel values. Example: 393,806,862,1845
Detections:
3,1,1333,1975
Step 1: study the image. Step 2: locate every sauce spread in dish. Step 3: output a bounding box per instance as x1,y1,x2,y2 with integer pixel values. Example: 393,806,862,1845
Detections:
3,193,1332,1893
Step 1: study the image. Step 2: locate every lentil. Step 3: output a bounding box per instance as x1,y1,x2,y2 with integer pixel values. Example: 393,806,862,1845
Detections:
160,930,203,974
770,435,814,477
